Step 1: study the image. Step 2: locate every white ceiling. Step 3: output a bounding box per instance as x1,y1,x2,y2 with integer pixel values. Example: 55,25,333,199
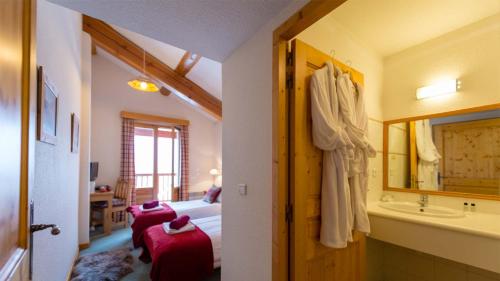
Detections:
48,0,292,62
329,0,500,57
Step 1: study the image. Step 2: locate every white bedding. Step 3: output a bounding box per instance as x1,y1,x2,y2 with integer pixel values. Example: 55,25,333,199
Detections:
169,199,221,220
192,215,221,268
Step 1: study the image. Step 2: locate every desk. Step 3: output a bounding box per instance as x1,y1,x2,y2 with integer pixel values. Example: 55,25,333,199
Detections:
90,191,113,235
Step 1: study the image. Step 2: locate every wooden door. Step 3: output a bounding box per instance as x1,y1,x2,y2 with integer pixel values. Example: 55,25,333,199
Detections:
433,118,500,195
289,39,366,281
0,0,35,280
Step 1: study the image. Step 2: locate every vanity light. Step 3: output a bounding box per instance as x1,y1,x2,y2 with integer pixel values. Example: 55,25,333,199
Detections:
416,79,461,100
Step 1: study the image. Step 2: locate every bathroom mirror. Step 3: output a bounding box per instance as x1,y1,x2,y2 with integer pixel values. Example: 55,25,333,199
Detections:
383,105,500,199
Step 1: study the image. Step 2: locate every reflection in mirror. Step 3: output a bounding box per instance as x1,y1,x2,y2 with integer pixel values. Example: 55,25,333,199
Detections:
386,109,500,196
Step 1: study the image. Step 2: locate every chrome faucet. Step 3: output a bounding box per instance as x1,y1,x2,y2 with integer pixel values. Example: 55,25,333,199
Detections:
417,194,428,207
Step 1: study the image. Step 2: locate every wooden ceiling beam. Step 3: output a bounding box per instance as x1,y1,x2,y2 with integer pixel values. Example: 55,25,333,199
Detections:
175,51,202,76
91,40,97,55
82,15,222,120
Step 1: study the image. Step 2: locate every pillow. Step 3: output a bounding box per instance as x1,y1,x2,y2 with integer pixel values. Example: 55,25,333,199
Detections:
203,186,222,204
216,189,222,203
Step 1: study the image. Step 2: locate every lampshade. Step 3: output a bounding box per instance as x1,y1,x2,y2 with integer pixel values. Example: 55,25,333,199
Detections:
128,48,160,93
128,76,160,92
209,169,219,176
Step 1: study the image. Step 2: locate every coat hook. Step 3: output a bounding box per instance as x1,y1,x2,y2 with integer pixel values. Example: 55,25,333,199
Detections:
346,59,352,67
329,50,336,58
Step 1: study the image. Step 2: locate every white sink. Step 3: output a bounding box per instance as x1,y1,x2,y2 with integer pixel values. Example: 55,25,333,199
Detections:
378,201,465,218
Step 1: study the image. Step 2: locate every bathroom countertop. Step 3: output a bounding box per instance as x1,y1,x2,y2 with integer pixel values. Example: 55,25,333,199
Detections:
367,202,500,240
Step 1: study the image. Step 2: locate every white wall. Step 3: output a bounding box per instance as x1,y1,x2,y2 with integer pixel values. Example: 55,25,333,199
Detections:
382,14,500,121
380,13,500,214
91,54,220,193
221,1,308,280
34,1,82,280
296,14,385,202
78,33,92,245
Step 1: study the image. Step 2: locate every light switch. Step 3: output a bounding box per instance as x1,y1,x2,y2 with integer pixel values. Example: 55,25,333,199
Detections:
371,168,377,178
238,184,247,196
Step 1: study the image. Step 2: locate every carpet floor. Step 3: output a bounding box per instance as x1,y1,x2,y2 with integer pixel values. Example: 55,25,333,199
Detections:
81,227,221,281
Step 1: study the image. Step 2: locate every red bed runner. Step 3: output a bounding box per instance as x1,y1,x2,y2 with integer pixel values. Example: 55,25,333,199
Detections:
140,224,214,281
127,203,177,248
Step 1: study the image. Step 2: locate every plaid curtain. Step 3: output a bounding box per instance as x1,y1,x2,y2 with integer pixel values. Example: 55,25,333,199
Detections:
120,118,136,205
179,125,190,201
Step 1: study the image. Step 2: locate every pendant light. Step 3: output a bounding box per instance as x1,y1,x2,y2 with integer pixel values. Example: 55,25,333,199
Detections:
128,48,160,92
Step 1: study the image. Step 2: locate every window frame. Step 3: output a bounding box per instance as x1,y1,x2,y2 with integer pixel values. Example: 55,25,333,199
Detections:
134,122,180,201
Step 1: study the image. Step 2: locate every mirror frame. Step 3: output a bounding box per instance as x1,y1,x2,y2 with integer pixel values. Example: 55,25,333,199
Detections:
383,103,500,201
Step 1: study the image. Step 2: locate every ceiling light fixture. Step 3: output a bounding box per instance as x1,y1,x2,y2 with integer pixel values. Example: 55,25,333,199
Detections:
128,49,160,92
416,79,460,100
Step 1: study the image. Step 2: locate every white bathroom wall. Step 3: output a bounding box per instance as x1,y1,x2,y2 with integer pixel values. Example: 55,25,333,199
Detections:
34,1,82,280
296,13,385,202
381,13,500,212
382,14,500,121
387,123,409,187
91,54,221,193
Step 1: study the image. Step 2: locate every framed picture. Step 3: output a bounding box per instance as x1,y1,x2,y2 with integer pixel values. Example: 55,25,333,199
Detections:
71,113,80,153
37,66,58,145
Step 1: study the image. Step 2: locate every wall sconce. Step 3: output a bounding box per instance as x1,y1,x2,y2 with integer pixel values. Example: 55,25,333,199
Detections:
416,79,461,100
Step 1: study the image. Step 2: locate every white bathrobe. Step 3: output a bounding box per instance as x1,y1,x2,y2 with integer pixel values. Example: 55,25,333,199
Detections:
336,71,376,234
415,119,441,190
311,61,355,248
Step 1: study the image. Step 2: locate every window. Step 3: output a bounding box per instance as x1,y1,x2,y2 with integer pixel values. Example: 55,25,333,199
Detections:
134,125,180,201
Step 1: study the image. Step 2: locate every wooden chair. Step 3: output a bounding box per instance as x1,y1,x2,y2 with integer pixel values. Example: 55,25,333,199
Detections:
111,179,130,228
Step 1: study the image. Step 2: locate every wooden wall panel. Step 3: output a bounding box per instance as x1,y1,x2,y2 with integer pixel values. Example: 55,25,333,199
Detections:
434,118,499,195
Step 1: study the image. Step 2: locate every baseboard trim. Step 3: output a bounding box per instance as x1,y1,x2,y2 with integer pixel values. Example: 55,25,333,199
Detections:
65,248,79,281
78,243,90,250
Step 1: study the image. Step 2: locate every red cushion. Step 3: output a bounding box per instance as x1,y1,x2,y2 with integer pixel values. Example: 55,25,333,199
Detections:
203,187,221,203
169,215,190,230
143,200,159,209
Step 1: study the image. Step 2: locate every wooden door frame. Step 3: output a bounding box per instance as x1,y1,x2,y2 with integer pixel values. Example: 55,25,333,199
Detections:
271,1,348,280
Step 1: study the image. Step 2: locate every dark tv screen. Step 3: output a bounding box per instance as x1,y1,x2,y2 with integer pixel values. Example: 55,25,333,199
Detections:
90,162,98,182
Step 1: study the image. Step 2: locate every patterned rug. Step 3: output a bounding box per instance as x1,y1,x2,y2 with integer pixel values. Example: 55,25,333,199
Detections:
70,248,134,281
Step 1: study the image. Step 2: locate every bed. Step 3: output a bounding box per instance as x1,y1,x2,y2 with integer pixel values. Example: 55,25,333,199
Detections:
140,215,221,281
127,199,221,248
169,199,221,220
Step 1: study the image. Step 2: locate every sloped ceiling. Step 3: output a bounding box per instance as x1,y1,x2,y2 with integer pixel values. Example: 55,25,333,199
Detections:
330,0,500,57
48,0,292,62
112,26,222,100
96,47,220,120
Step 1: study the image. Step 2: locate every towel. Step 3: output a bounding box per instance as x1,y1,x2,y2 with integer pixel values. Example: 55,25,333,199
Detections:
169,215,190,230
163,221,195,235
143,200,159,209
140,205,164,213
